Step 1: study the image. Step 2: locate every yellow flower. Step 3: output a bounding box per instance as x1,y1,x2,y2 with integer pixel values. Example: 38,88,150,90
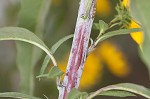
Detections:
130,20,143,45
98,41,130,77
96,0,112,17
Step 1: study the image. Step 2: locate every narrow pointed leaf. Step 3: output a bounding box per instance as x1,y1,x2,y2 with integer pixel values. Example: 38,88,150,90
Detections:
99,28,142,42
36,74,48,78
87,83,150,99
0,27,55,60
93,20,108,33
51,34,73,54
115,83,150,98
95,28,142,45
99,90,136,97
93,23,100,30
38,34,73,77
67,88,88,99
99,20,109,33
40,55,50,75
0,92,41,99
48,66,64,78
36,66,64,79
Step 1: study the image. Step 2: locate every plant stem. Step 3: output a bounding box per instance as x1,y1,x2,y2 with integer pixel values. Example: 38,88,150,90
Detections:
58,0,96,98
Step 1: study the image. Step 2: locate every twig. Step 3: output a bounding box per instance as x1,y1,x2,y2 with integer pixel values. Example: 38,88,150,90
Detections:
58,0,97,98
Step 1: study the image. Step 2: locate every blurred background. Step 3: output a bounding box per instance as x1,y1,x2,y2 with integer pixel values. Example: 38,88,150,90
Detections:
0,0,149,99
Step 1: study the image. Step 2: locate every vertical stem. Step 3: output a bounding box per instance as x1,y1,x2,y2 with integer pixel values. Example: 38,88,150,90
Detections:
58,0,96,98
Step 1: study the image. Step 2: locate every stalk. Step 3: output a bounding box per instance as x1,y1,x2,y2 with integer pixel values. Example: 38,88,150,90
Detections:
58,0,97,98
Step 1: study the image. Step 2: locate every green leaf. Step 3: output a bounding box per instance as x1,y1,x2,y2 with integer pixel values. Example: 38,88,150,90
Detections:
99,90,136,97
40,55,50,75
0,27,57,80
87,83,150,99
17,0,51,94
0,27,54,59
36,66,64,79
48,66,64,78
51,34,74,54
67,88,88,99
98,20,109,34
38,34,73,77
93,23,100,30
115,83,150,98
0,92,41,99
93,20,108,35
130,0,150,76
19,0,51,37
36,74,48,78
95,28,142,46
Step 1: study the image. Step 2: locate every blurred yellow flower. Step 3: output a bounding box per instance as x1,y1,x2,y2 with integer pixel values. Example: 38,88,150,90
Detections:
79,52,102,90
58,41,130,90
96,0,112,17
122,0,130,7
98,41,130,77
